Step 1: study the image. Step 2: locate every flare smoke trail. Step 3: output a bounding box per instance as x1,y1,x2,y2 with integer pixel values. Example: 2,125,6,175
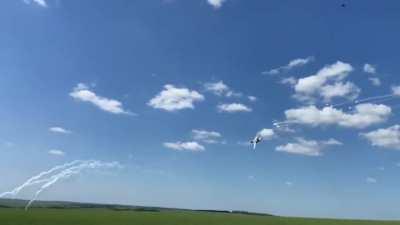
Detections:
329,94,395,108
0,160,122,210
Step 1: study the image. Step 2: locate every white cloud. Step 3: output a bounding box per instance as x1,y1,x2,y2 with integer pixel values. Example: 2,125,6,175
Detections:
207,0,226,9
204,81,229,95
192,129,222,144
70,83,130,115
361,125,400,150
366,177,377,184
285,181,293,187
369,77,381,86
294,61,358,102
288,57,314,68
276,137,341,156
320,82,360,102
163,141,205,152
322,138,343,145
48,149,65,156
391,85,400,96
148,84,204,112
257,128,275,140
285,103,391,129
23,0,47,7
217,103,252,113
363,64,376,74
204,81,242,98
248,96,257,102
49,127,71,134
280,77,297,86
263,56,314,75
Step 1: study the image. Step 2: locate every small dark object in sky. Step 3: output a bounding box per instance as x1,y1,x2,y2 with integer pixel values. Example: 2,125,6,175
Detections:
341,3,347,8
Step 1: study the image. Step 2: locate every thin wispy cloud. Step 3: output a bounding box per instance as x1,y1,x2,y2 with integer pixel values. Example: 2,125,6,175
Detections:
280,77,297,86
285,181,293,187
391,85,400,96
276,137,342,156
217,103,252,113
369,77,381,86
1,140,15,148
23,0,48,7
164,141,205,152
48,149,65,156
207,0,226,9
248,175,255,180
191,129,222,144
148,84,204,112
363,64,380,86
285,103,391,129
204,81,242,98
366,177,377,184
70,83,131,115
49,127,71,134
263,56,314,75
248,96,257,102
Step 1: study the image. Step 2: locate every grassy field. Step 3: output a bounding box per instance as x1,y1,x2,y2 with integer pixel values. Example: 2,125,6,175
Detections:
0,208,399,225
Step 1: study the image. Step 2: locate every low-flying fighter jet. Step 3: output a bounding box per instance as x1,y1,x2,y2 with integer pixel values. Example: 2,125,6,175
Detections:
250,135,263,150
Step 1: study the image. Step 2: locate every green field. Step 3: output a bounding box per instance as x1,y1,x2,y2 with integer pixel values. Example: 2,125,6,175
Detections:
0,208,399,225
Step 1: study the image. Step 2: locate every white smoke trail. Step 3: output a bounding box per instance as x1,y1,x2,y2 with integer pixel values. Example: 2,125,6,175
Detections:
354,94,395,104
0,160,83,198
329,94,396,108
25,160,121,210
0,160,122,210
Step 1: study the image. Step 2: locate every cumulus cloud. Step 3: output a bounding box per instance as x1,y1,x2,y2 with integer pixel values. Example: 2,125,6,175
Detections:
361,125,400,150
70,83,131,115
293,61,358,103
23,0,47,7
276,137,342,156
369,77,381,86
319,82,360,102
204,81,242,98
48,149,65,156
285,103,391,129
217,103,252,113
148,84,204,112
163,141,205,152
263,56,314,75
207,0,226,9
49,127,71,134
363,64,376,74
295,61,353,93
257,128,275,140
192,129,222,144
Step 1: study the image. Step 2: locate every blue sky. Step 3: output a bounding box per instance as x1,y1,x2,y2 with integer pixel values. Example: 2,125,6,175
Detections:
1,0,400,220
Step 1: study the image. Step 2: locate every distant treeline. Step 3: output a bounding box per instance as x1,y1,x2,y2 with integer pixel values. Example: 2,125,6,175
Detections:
0,198,274,216
195,209,273,217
